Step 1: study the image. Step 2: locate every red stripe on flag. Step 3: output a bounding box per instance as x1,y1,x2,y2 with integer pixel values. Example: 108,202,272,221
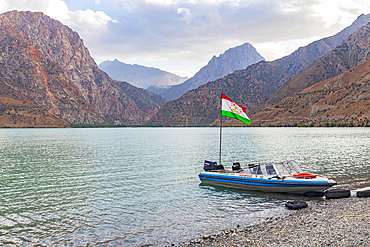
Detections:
221,93,247,113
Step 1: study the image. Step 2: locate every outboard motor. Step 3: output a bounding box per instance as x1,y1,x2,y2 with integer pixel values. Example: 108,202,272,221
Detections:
204,160,217,171
216,164,225,170
204,160,224,171
232,162,241,171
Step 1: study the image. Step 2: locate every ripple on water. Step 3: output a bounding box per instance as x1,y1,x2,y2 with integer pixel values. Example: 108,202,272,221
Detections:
0,128,370,245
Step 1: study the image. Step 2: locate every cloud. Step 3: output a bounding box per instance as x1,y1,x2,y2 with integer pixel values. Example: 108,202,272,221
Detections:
0,0,115,30
177,7,191,23
0,0,70,22
68,9,116,31
0,0,117,58
0,0,370,75
105,0,370,63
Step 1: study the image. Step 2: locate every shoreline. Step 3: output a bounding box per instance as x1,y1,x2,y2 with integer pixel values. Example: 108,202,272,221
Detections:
3,125,370,128
181,195,370,246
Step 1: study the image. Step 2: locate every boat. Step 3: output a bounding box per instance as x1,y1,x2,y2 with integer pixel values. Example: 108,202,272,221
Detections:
199,160,337,194
200,93,336,194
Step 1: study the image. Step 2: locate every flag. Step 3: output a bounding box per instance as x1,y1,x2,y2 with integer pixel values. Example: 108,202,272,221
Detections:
221,93,251,125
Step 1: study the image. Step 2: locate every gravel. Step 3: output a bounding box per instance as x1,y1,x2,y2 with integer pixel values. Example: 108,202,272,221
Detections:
180,195,370,247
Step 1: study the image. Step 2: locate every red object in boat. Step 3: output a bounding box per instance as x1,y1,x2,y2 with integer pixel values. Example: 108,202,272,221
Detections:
293,173,317,179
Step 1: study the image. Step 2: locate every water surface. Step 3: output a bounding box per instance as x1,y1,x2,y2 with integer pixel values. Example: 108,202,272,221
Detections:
0,127,369,246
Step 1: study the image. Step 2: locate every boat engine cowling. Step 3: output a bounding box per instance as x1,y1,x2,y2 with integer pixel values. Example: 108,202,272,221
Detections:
204,160,217,171
204,160,224,171
232,162,241,171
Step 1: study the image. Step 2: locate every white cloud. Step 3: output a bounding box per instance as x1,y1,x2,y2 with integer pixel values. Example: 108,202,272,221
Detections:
0,0,115,30
177,7,191,23
43,0,70,24
0,0,70,23
313,0,370,25
84,0,370,74
255,39,317,61
68,9,115,29
0,0,117,63
145,0,176,5
1,0,370,76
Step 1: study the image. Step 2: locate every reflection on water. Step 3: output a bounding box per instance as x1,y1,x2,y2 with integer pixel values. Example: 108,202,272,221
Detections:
0,127,369,246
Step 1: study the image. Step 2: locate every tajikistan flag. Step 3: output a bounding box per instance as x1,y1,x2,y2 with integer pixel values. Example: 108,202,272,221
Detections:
221,93,251,125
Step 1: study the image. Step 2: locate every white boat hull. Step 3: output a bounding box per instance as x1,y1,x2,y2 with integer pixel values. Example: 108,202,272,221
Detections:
199,172,336,194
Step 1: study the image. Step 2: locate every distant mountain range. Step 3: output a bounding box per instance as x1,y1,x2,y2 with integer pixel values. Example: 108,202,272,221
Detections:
2,10,370,128
160,43,265,101
148,13,370,127
0,10,166,127
251,21,370,127
99,59,188,94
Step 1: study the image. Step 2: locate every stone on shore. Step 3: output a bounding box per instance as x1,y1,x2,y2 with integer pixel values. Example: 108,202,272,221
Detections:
182,196,370,246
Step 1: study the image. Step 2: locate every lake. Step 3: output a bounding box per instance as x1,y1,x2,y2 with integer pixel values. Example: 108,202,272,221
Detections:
0,127,369,246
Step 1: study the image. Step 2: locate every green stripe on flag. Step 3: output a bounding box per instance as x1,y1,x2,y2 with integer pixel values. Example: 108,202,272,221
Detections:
221,110,251,125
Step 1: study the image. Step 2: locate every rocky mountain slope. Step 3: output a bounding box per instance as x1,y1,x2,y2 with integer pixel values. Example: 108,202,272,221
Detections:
251,56,370,127
250,22,370,127
266,22,370,105
0,11,166,126
146,84,172,95
99,59,188,92
148,14,370,126
0,78,67,127
160,43,264,101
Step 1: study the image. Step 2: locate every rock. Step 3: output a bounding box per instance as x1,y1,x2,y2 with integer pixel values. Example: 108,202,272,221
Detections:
0,10,166,126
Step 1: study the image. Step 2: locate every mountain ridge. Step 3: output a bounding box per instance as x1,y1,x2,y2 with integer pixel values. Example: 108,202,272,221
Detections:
99,59,188,92
250,57,370,127
265,21,370,105
160,42,265,101
250,21,370,127
148,13,370,126
0,10,166,126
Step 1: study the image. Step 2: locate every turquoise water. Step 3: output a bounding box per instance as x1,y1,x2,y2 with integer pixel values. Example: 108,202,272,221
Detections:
0,127,370,246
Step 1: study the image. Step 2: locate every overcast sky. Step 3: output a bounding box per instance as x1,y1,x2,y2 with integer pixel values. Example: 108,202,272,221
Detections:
0,0,370,77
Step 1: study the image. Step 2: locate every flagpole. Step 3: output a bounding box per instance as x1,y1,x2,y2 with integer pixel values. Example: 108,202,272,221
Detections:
219,93,222,166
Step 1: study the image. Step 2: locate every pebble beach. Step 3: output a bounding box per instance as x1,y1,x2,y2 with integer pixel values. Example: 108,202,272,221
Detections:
181,193,370,246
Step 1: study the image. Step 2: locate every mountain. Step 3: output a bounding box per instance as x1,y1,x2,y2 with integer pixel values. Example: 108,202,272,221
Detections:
266,21,370,105
252,57,370,127
0,10,166,127
0,79,68,127
250,22,370,126
148,13,370,127
146,84,172,95
160,42,265,101
99,59,188,92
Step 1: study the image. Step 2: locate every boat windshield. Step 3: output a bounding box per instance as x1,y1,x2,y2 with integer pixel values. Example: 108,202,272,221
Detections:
273,162,291,176
263,164,277,175
245,163,277,176
273,160,303,176
288,160,303,173
241,160,303,176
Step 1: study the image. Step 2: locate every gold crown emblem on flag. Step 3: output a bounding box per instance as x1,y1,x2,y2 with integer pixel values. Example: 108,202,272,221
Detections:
230,103,242,114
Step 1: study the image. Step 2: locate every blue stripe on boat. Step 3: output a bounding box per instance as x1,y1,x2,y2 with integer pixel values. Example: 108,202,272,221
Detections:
199,173,332,187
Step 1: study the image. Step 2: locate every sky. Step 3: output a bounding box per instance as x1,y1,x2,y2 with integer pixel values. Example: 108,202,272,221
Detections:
0,0,370,77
